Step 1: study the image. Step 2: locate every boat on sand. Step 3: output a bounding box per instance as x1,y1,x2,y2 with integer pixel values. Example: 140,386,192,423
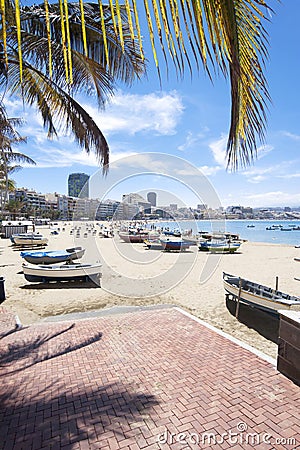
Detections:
160,237,191,251
11,233,48,246
20,247,85,264
223,272,300,313
22,262,102,284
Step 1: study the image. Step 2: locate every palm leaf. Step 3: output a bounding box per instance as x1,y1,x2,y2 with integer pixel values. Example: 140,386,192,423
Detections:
3,56,109,168
0,0,272,169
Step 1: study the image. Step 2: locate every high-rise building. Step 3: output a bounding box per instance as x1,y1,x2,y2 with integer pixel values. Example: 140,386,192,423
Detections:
147,192,157,207
68,173,89,198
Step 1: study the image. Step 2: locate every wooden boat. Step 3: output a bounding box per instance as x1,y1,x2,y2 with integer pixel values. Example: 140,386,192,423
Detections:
162,229,181,237
11,233,48,246
223,272,300,313
20,247,85,265
200,231,240,241
199,240,241,253
182,234,205,245
119,230,149,243
159,238,191,251
144,239,164,250
22,262,102,284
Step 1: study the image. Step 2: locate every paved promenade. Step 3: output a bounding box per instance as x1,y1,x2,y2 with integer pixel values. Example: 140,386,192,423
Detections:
0,307,299,449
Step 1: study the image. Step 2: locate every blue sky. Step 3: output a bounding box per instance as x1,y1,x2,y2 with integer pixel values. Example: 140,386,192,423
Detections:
6,0,300,208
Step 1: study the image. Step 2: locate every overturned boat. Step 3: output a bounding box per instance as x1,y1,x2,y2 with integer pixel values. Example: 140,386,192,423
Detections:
20,247,85,265
22,262,102,284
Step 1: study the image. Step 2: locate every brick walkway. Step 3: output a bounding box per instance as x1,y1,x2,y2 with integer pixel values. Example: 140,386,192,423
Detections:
0,308,299,449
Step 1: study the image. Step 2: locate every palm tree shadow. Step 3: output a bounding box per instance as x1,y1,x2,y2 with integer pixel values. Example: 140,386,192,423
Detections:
0,323,103,375
0,320,160,448
225,297,279,343
0,382,160,448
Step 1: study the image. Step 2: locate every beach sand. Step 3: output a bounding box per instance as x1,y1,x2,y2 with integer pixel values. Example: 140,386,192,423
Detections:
1,222,299,359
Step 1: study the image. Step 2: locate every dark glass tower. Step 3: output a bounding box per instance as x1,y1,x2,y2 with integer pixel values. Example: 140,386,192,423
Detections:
147,192,157,207
68,173,89,198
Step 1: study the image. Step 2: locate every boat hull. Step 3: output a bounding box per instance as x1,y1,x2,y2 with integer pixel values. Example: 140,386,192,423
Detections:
160,239,191,251
13,236,48,246
200,242,241,253
144,239,164,250
21,247,85,264
119,232,149,243
223,272,300,313
23,263,102,284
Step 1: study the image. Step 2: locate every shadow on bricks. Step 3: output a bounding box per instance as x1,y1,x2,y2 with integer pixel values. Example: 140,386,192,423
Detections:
0,323,102,375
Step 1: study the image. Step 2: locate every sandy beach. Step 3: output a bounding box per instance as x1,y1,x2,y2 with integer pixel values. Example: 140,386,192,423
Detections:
1,221,299,359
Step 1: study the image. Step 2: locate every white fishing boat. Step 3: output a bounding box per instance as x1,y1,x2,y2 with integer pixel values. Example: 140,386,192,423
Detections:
199,239,241,253
11,233,48,246
223,272,300,313
20,247,85,264
22,262,102,284
144,238,164,250
119,230,149,243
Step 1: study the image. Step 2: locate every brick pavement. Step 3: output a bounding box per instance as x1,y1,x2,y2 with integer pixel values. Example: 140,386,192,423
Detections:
0,308,299,449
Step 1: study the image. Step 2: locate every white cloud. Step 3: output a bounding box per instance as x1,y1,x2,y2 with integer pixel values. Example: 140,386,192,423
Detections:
82,90,184,136
281,131,300,141
257,144,274,159
245,191,300,206
177,129,209,151
209,136,227,167
198,165,222,176
242,166,275,184
5,91,185,169
278,173,300,179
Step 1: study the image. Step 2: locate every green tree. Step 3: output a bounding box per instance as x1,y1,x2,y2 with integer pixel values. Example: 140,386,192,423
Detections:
0,107,35,216
6,198,25,220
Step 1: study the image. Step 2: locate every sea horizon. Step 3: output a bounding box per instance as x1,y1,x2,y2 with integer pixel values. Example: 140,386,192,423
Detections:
146,219,300,246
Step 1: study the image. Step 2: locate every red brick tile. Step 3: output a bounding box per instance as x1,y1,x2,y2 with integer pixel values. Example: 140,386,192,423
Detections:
1,308,300,450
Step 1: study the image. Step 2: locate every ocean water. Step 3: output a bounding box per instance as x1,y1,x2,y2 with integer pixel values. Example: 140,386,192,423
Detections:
153,220,300,246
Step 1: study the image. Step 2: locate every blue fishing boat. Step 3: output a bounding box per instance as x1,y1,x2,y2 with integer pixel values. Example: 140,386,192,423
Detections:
160,238,191,251
20,247,85,264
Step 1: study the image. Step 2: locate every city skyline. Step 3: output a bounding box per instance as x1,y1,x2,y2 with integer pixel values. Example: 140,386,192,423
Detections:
10,183,300,213
5,1,300,208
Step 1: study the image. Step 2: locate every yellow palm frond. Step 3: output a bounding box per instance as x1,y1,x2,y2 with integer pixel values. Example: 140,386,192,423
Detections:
79,0,88,56
44,0,52,78
64,0,73,84
14,0,22,81
58,0,69,83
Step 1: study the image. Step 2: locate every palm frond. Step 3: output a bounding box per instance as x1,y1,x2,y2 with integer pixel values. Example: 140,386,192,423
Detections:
0,0,272,169
3,57,109,168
